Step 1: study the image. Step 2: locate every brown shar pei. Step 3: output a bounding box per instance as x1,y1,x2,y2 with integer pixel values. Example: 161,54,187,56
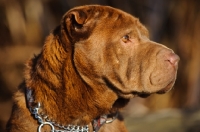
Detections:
6,5,179,132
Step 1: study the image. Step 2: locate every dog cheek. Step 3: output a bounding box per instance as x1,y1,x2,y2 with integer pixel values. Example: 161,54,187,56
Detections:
73,46,105,86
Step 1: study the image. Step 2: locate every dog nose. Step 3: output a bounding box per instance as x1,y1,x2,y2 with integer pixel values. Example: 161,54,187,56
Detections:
167,52,180,66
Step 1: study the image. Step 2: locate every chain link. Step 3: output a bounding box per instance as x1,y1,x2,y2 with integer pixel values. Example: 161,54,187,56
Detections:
30,103,89,132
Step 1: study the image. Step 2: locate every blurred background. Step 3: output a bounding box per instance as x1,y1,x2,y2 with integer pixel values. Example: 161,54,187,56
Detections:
0,0,200,131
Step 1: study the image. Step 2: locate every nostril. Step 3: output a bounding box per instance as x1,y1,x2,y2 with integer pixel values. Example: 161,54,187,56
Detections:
167,53,180,66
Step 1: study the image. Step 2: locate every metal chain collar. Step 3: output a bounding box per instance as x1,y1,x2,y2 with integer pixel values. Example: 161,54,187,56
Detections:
26,88,118,132
30,102,89,132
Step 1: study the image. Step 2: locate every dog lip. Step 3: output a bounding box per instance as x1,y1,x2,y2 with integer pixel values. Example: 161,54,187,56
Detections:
130,80,174,97
156,81,174,94
156,87,171,94
137,93,151,98
132,91,151,98
118,90,148,99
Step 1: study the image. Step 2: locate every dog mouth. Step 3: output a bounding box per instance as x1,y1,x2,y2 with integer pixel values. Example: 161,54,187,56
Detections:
117,91,151,99
103,76,174,99
136,82,174,98
118,81,174,99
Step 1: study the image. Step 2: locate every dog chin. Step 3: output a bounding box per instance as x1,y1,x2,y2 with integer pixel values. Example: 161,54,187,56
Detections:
118,92,151,99
118,93,136,99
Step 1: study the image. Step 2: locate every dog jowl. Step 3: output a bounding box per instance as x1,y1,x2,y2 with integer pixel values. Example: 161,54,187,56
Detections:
7,5,179,132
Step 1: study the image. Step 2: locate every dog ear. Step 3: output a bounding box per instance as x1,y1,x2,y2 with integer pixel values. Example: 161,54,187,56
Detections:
64,9,91,40
67,10,87,29
70,11,87,25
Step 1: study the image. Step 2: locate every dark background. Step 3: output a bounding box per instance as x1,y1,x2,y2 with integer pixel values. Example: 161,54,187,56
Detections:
0,0,200,131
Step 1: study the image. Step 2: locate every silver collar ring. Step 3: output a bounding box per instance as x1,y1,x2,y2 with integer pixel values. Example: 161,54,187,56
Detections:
38,122,55,132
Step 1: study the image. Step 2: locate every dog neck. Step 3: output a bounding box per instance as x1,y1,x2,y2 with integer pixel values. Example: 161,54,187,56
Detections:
25,88,118,132
24,27,119,128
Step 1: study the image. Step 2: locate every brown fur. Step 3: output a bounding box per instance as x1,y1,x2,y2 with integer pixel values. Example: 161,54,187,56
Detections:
6,5,179,132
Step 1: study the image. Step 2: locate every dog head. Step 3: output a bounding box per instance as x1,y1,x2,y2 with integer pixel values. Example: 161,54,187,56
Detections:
62,5,179,99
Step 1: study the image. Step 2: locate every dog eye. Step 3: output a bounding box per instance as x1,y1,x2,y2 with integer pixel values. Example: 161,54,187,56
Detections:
122,35,130,43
